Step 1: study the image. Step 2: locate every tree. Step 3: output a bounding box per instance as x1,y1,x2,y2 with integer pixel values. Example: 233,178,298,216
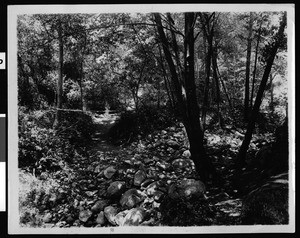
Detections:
236,12,287,168
244,12,254,121
53,16,64,128
154,12,215,181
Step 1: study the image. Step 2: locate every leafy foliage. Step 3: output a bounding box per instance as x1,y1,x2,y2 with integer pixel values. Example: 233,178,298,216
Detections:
107,105,176,144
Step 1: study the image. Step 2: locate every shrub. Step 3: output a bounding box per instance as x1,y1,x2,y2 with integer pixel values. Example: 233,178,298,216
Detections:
107,105,176,144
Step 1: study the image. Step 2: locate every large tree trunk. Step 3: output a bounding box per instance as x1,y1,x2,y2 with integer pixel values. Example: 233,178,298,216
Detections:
53,18,64,129
269,73,274,115
250,18,262,109
200,13,214,128
212,47,224,129
236,13,286,168
154,12,215,181
244,12,253,121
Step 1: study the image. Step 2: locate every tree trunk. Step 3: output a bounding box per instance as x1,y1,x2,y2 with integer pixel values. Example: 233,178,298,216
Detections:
154,12,215,181
269,73,274,115
250,18,262,109
200,13,214,128
53,18,64,129
236,13,286,168
244,12,253,121
212,46,224,129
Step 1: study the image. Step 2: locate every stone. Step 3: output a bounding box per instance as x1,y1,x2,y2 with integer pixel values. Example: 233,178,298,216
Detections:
66,215,74,225
168,179,206,199
156,161,170,170
43,212,52,223
95,211,106,225
182,150,191,158
91,200,109,213
166,140,180,149
241,173,289,225
172,158,194,170
177,178,206,198
123,207,146,226
120,188,146,208
141,179,156,189
133,170,147,186
114,210,130,226
106,181,126,198
104,206,118,225
153,190,165,202
103,166,116,179
145,181,160,196
79,210,92,223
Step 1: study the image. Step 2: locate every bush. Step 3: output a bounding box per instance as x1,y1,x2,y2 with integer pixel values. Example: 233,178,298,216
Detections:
56,110,96,145
18,108,95,171
107,105,176,144
160,195,215,226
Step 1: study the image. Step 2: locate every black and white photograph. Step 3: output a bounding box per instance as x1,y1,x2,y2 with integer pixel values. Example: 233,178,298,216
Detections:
7,4,295,234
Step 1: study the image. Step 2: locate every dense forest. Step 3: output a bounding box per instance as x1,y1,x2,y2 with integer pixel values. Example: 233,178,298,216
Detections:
17,11,289,228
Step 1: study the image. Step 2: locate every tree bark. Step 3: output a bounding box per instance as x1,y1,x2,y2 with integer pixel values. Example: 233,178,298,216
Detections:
200,13,215,128
269,73,274,115
212,46,224,129
154,12,215,181
244,12,253,121
250,17,262,109
53,18,64,129
236,13,286,168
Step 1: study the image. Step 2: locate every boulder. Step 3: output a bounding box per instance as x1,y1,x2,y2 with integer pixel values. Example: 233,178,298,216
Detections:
133,170,147,186
114,210,130,226
166,140,180,149
120,188,146,208
182,150,191,158
95,211,106,225
103,166,116,179
43,212,52,223
241,172,289,225
106,181,126,198
79,210,92,223
156,161,170,170
91,199,109,213
172,158,194,170
123,207,146,226
104,206,118,225
168,178,206,199
145,181,159,196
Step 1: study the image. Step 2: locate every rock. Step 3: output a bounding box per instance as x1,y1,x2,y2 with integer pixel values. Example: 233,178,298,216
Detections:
156,161,170,170
166,140,180,149
106,181,126,198
103,166,116,179
168,178,206,199
43,212,52,223
66,215,74,225
120,188,146,208
153,190,165,202
123,207,146,226
241,172,289,225
182,150,191,158
79,210,92,223
104,206,118,225
95,211,106,225
178,178,206,198
145,181,159,196
134,170,147,186
141,179,156,189
115,210,130,226
172,158,194,170
91,200,109,213
94,165,102,173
